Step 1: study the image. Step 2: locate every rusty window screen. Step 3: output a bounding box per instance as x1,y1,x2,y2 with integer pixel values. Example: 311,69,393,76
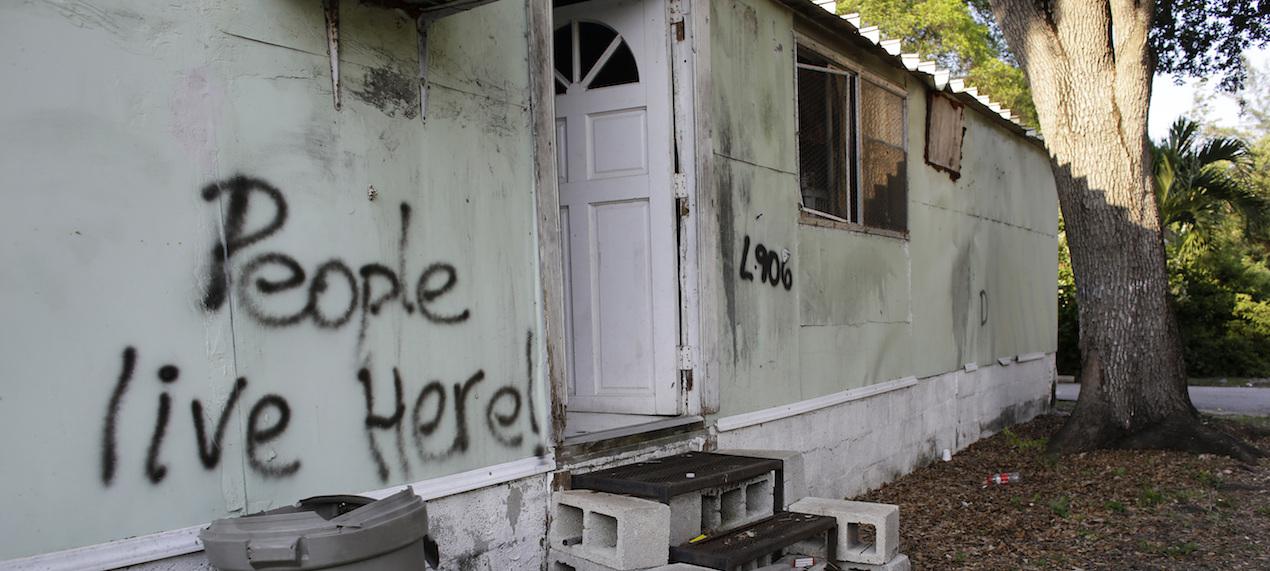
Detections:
859,79,907,233
925,91,965,178
796,50,859,223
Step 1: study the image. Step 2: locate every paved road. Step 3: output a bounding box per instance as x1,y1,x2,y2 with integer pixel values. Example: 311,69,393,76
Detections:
1056,383,1270,415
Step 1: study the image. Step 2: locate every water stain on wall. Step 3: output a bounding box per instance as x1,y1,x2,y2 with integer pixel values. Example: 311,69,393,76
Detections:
353,66,419,119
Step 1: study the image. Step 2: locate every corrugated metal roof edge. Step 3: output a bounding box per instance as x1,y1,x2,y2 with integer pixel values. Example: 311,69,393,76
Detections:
781,0,1044,147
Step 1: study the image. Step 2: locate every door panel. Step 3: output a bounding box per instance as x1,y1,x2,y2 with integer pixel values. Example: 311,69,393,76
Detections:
555,0,678,415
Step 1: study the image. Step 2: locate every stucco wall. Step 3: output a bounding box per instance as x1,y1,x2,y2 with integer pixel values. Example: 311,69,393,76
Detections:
0,0,548,560
709,0,1058,418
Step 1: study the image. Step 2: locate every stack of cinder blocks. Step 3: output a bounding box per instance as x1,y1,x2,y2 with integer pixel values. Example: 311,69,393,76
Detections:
547,489,715,571
548,449,907,571
788,498,910,571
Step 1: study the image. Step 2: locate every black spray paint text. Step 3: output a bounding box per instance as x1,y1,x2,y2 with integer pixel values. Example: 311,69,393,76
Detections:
739,235,793,290
100,336,542,486
199,175,470,335
100,347,299,485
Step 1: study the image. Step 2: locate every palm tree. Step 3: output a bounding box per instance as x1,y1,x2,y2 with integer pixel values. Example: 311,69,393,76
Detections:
1153,118,1268,260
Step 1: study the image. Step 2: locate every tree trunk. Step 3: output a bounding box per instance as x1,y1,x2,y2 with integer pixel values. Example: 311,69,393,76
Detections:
987,0,1261,460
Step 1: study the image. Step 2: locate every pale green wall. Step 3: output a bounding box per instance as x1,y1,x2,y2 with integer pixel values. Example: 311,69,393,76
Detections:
0,0,546,559
710,0,1058,417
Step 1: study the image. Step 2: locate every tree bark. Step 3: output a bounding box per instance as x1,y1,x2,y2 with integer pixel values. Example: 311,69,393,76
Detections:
987,0,1261,461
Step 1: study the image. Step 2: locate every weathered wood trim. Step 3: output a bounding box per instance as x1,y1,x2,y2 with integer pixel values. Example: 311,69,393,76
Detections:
689,0,720,415
798,210,909,241
669,0,702,416
526,0,568,445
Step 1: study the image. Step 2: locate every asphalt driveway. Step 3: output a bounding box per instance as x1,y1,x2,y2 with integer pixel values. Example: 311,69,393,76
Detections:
1056,383,1270,415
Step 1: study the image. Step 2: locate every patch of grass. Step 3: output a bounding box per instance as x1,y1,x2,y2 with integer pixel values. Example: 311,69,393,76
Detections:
1104,500,1126,513
1002,427,1048,451
1050,495,1072,518
1255,506,1270,517
1138,487,1166,508
1111,467,1127,477
1171,489,1197,502
1194,470,1221,488
953,551,967,563
1165,542,1199,557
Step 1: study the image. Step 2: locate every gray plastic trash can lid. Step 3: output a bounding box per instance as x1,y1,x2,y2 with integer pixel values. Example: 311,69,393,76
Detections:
201,488,438,570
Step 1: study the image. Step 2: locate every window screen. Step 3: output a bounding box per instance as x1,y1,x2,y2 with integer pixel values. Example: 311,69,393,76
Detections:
797,51,858,222
796,47,907,234
859,80,907,233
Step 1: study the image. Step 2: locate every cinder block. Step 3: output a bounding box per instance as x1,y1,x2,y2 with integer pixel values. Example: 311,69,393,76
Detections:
551,490,670,569
661,472,776,543
548,549,713,571
838,553,911,571
790,497,899,565
667,493,701,545
713,448,807,508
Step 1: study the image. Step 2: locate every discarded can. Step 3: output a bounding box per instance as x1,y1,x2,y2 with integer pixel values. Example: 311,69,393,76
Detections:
986,472,1021,485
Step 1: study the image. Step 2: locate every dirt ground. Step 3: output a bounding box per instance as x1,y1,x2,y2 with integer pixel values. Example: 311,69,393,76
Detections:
852,411,1270,570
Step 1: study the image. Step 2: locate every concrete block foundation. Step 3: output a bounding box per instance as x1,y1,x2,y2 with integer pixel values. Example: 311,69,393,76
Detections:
715,355,1054,500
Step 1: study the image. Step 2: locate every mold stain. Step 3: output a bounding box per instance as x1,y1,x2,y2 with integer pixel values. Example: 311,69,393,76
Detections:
353,67,419,119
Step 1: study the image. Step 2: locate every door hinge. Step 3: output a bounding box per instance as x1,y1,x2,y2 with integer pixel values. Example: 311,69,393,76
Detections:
677,346,695,370
673,173,690,217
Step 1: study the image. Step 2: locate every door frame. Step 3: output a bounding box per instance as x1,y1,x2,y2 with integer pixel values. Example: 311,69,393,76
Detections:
529,0,712,448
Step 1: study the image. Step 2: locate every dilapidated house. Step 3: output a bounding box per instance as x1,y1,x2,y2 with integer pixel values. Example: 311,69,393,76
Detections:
0,0,1056,568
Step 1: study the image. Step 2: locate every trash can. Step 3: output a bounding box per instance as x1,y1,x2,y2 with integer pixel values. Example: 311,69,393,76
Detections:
201,488,440,570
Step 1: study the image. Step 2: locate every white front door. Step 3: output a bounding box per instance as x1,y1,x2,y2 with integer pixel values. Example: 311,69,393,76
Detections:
554,0,679,415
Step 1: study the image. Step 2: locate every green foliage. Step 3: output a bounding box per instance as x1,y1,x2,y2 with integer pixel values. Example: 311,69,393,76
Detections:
1104,499,1127,513
1049,495,1071,518
1164,542,1200,557
1056,217,1079,375
833,0,1037,127
1138,487,1166,508
1001,427,1048,451
1152,0,1270,90
1154,118,1267,260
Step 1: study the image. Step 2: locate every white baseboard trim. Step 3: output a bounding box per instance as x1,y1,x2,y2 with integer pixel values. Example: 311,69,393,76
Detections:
0,525,205,571
362,454,555,501
0,455,556,571
715,376,919,433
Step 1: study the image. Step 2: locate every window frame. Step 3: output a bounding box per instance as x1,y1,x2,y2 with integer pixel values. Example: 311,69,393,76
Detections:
793,33,909,239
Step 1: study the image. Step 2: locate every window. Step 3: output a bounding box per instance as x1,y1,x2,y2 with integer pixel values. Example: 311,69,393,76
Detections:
796,47,908,234
554,20,640,96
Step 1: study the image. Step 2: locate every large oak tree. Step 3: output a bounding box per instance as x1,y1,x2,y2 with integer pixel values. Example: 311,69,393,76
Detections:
983,0,1266,459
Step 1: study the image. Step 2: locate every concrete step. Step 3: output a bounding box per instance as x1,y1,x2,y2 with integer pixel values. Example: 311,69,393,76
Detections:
571,451,786,544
